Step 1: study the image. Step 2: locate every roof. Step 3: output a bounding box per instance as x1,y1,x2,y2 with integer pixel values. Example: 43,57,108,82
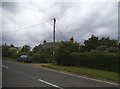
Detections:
41,42,60,49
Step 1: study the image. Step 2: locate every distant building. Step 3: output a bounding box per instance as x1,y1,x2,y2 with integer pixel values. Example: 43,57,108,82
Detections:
40,40,60,53
9,47,20,54
35,36,75,54
0,46,2,56
39,36,74,53
70,36,74,43
43,39,47,44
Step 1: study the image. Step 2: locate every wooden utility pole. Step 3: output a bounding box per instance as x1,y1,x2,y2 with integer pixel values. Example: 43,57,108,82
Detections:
53,18,56,64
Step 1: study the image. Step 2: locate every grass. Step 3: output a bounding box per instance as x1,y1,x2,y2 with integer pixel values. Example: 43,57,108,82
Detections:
2,57,119,83
41,64,118,82
2,57,17,62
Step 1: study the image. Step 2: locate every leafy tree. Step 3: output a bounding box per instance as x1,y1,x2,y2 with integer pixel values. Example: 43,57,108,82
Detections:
2,44,19,58
100,37,118,48
118,43,120,49
2,45,10,57
96,46,107,52
56,41,80,65
21,45,31,52
57,41,80,53
10,44,14,47
33,44,42,53
84,35,100,51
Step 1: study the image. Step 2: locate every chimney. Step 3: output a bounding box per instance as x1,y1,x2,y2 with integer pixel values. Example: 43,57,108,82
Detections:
43,40,47,44
70,36,74,43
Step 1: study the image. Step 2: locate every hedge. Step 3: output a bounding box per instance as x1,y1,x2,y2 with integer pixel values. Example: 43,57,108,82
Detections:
33,53,52,63
56,52,119,72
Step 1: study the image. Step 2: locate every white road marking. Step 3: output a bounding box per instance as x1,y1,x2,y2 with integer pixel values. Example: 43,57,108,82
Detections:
75,75,118,86
41,67,118,86
1,65,9,69
38,79,63,89
55,71,118,86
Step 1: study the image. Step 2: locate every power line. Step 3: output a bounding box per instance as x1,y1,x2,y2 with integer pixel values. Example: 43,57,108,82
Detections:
3,19,52,34
55,22,74,29
2,41,42,47
56,24,67,41
2,19,72,48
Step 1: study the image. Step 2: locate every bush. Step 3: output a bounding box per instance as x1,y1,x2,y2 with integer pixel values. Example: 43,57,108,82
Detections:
56,50,73,66
56,52,119,72
2,45,10,57
96,46,107,52
10,53,19,59
33,53,52,63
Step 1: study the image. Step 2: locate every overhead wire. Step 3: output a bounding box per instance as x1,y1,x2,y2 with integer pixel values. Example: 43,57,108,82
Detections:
3,19,52,34
3,19,73,47
2,40,42,47
56,23,68,41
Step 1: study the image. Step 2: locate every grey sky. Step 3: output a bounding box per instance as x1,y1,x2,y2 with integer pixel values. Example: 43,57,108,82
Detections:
1,1,118,47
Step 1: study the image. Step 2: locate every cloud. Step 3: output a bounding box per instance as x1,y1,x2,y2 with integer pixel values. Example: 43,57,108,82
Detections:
2,1,118,47
0,2,2,45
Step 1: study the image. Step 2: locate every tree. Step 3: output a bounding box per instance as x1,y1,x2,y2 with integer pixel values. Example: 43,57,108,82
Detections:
55,41,80,65
96,45,107,52
100,37,118,48
84,35,100,51
33,44,42,53
2,45,10,57
118,43,120,49
21,45,31,52
10,44,14,47
57,41,80,53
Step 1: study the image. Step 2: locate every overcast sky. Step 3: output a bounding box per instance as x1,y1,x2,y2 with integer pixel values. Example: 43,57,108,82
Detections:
1,1,118,48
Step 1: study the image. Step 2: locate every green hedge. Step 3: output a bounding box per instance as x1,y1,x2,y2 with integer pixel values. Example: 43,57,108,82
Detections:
33,53,52,63
55,50,74,66
56,52,119,72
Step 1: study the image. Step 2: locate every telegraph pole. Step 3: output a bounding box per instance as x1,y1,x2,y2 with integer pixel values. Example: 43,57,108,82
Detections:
53,18,56,64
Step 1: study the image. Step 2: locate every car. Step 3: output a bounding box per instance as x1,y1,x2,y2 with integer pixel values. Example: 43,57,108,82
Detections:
17,55,32,63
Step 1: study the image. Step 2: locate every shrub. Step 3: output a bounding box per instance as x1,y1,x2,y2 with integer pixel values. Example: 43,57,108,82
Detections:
56,52,119,72
55,48,74,66
72,52,119,72
33,53,52,63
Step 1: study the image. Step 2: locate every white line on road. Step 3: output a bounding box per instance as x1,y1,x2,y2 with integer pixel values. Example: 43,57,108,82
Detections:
1,65,9,69
41,67,118,86
38,79,63,89
51,70,118,86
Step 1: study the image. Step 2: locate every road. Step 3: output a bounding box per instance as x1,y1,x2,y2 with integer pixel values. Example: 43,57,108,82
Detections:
0,59,2,89
2,60,119,89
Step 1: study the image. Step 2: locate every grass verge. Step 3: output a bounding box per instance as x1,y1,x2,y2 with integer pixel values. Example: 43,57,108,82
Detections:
2,57,119,83
2,57,17,62
41,64,118,82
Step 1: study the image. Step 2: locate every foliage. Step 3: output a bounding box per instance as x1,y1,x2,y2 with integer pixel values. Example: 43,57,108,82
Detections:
56,52,119,72
55,41,80,65
33,53,52,63
106,47,119,53
118,43,120,49
96,46,107,52
84,35,118,52
2,35,120,72
55,39,119,72
100,37,118,48
21,45,31,52
9,47,19,58
33,44,42,53
2,45,10,57
10,44,15,47
57,41,80,53
2,44,19,58
84,35,100,51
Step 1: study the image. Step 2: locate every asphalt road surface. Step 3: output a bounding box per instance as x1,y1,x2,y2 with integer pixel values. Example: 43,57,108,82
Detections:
2,60,119,89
